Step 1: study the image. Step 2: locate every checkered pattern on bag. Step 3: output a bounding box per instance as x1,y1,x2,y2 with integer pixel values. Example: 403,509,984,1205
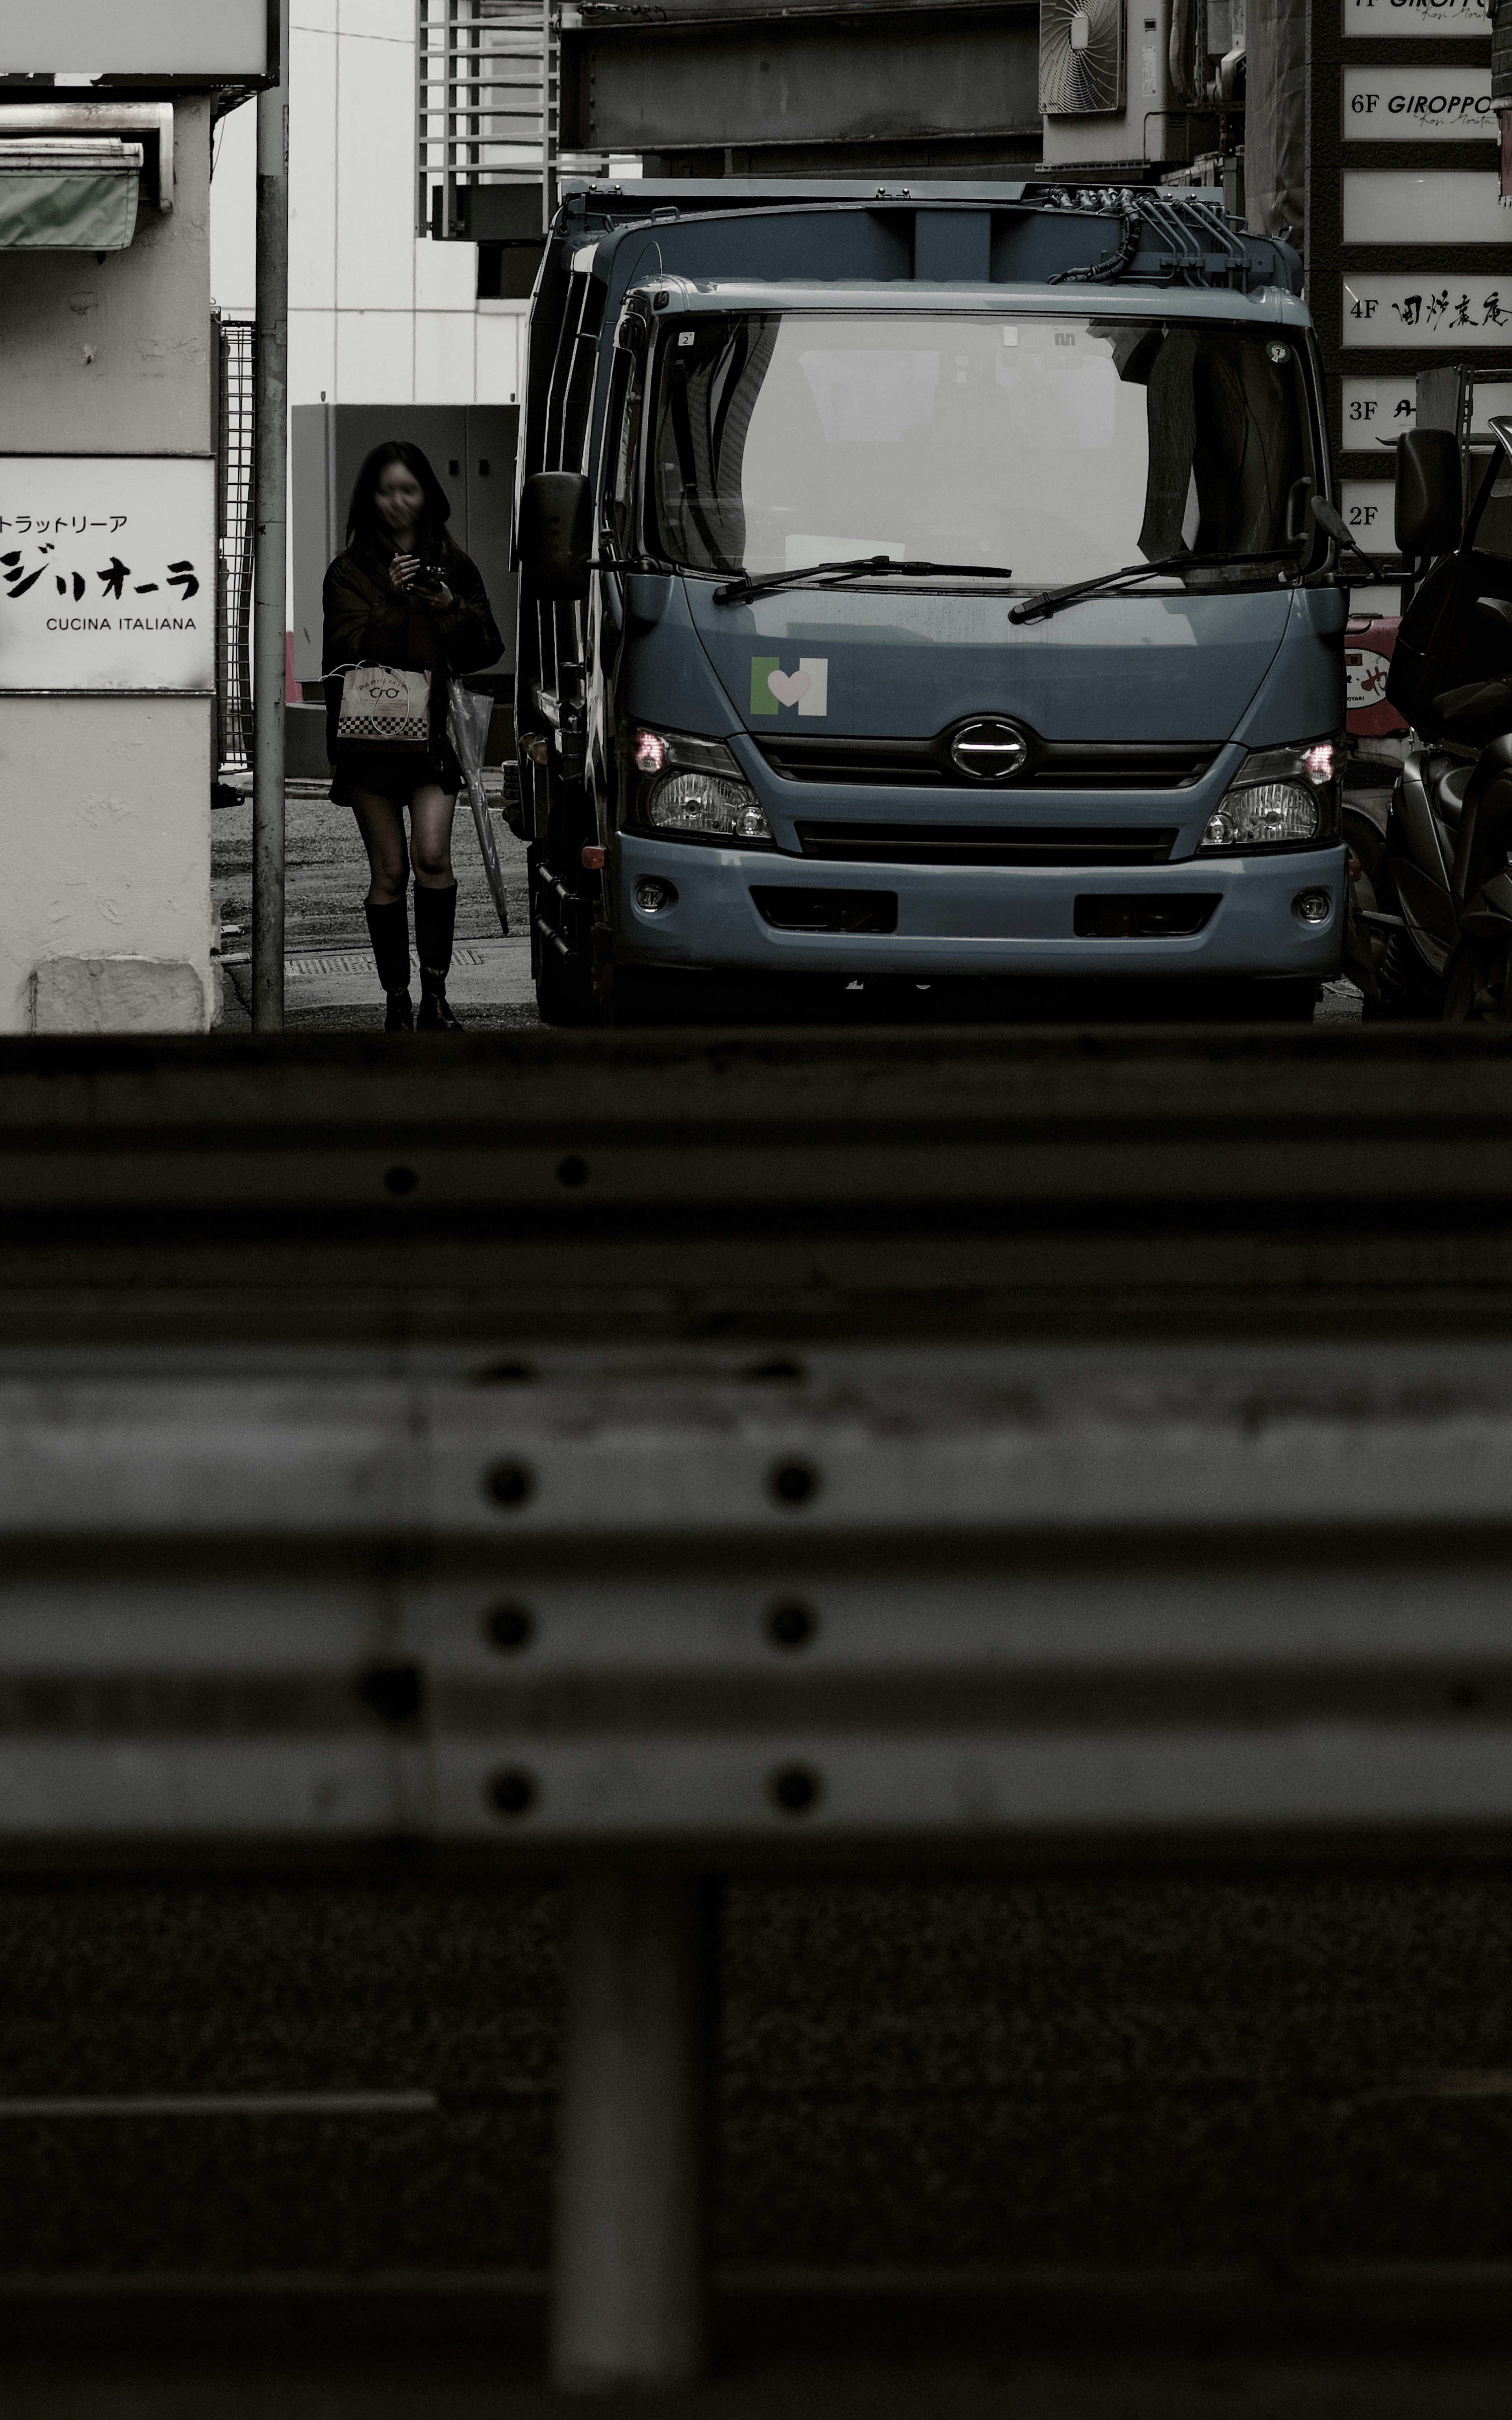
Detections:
339,709,431,743
338,664,433,747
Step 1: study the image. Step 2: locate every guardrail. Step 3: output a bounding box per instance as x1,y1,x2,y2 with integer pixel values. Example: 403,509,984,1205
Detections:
4,1024,1512,1345
8,1027,1512,2385
7,1338,1512,2384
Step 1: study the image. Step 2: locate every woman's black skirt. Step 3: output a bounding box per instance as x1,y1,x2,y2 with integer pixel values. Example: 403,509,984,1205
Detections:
329,742,462,806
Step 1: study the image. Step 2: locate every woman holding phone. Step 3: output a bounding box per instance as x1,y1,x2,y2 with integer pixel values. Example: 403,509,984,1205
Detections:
322,441,503,1030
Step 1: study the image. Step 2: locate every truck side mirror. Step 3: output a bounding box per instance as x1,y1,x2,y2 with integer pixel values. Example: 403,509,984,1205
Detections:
517,471,591,601
1395,429,1461,559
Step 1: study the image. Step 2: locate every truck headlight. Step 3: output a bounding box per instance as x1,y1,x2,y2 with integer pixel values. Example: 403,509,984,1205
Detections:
626,727,773,846
1199,737,1342,853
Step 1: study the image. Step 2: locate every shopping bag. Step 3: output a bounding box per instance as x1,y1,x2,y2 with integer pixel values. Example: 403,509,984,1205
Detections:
447,679,510,937
337,662,432,748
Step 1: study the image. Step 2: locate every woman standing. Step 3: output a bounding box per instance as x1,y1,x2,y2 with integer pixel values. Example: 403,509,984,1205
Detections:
322,441,503,1031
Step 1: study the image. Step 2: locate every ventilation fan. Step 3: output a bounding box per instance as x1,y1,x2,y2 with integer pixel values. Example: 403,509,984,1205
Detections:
1040,0,1126,115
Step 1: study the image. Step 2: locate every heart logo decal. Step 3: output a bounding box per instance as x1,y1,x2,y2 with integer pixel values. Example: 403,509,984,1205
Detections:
767,667,811,707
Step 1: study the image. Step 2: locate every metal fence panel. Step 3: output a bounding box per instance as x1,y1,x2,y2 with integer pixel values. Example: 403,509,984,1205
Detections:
418,0,556,241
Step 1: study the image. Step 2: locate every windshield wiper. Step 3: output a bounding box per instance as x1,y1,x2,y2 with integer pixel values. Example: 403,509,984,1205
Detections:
713,556,1015,605
1008,547,1300,626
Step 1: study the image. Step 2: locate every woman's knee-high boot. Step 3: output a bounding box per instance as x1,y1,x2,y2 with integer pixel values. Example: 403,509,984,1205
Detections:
414,882,461,1030
365,896,413,1032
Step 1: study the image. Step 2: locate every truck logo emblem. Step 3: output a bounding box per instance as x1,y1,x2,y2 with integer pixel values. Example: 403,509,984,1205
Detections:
751,655,828,717
951,718,1029,779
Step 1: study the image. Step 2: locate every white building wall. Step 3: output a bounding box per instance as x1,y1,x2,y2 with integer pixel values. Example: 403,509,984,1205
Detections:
0,95,217,1034
211,2,527,414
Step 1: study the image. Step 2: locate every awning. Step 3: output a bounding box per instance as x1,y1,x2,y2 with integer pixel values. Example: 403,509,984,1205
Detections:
0,137,144,249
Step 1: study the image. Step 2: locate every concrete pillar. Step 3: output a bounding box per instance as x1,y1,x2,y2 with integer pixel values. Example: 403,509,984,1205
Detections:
550,1869,710,2393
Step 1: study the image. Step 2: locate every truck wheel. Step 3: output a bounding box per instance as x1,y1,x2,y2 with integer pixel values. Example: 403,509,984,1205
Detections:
535,949,599,1027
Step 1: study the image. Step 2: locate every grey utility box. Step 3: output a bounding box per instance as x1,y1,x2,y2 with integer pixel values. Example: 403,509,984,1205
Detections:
290,403,518,689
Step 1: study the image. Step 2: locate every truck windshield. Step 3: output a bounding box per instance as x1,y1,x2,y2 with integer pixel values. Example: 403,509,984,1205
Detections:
648,312,1317,588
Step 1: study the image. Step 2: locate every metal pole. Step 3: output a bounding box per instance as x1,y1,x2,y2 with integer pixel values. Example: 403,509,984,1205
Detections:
252,0,291,1033
541,0,553,235
551,1870,708,2393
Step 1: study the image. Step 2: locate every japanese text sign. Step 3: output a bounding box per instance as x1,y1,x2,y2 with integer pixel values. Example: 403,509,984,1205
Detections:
0,457,213,692
1343,275,1512,345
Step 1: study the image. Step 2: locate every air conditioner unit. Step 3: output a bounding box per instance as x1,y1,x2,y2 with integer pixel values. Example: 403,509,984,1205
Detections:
1041,0,1188,170
1040,0,1125,118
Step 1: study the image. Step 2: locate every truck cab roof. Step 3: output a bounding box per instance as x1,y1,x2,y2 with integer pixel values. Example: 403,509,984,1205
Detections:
555,178,1304,303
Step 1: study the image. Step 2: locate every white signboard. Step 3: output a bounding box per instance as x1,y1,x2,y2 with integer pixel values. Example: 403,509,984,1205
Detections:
1343,372,1512,433
1341,480,1396,542
1345,0,1490,32
1343,170,1510,244
1343,272,1512,343
0,1,267,76
1343,374,1418,435
0,456,213,692
1343,66,1495,136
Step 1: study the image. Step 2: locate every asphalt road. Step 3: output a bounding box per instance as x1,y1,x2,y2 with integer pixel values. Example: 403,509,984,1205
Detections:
1,1865,1509,2290
0,1863,1510,2411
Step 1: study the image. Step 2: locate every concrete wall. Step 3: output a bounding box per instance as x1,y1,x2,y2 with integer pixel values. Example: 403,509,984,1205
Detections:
0,700,212,1033
211,5,528,412
0,94,216,1034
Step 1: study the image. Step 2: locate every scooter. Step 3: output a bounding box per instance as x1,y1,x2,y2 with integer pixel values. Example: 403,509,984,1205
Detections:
1336,418,1512,1021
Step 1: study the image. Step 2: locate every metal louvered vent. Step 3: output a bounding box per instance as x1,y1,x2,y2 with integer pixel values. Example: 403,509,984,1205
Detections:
1040,0,1126,116
417,0,558,242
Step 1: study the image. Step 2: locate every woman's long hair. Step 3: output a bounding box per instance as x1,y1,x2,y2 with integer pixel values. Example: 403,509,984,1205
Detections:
345,440,452,556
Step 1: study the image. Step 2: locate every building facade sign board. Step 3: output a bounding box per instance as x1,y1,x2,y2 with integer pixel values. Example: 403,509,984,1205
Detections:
1343,65,1495,132
1343,273,1512,343
1343,167,1512,238
1343,370,1512,432
0,456,213,693
1345,0,1490,33
0,1,268,79
1341,478,1395,538
1313,0,1505,609
1342,373,1420,434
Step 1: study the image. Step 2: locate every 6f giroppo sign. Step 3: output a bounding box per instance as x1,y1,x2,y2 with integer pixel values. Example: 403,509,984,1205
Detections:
0,457,214,692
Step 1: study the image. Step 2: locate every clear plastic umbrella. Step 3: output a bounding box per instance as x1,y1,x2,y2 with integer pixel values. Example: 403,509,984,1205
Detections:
446,679,509,936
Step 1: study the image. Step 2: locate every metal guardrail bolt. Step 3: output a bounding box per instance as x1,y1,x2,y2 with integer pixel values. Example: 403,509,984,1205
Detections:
357,1659,426,1726
769,1764,821,1816
769,1460,819,1508
485,1603,536,1651
383,1165,418,1196
488,1769,536,1817
765,1601,816,1650
556,1154,590,1188
486,1461,536,1508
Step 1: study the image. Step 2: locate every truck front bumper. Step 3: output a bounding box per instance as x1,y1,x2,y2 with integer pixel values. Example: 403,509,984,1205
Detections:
612,835,1347,982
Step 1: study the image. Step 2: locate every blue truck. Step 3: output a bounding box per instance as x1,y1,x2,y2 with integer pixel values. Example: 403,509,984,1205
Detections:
510,179,1343,1024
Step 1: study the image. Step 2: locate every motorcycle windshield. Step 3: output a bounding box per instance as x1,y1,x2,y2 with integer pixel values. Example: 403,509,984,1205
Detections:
649,308,1319,591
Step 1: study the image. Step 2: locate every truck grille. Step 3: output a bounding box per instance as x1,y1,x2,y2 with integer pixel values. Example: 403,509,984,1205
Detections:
795,823,1178,868
759,737,1216,791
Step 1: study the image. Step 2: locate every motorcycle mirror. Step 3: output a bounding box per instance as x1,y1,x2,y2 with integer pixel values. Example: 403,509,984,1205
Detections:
1310,494,1390,582
1395,429,1462,559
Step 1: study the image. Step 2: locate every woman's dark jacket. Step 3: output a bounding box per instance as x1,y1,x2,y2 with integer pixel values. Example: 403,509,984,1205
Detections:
320,531,503,772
